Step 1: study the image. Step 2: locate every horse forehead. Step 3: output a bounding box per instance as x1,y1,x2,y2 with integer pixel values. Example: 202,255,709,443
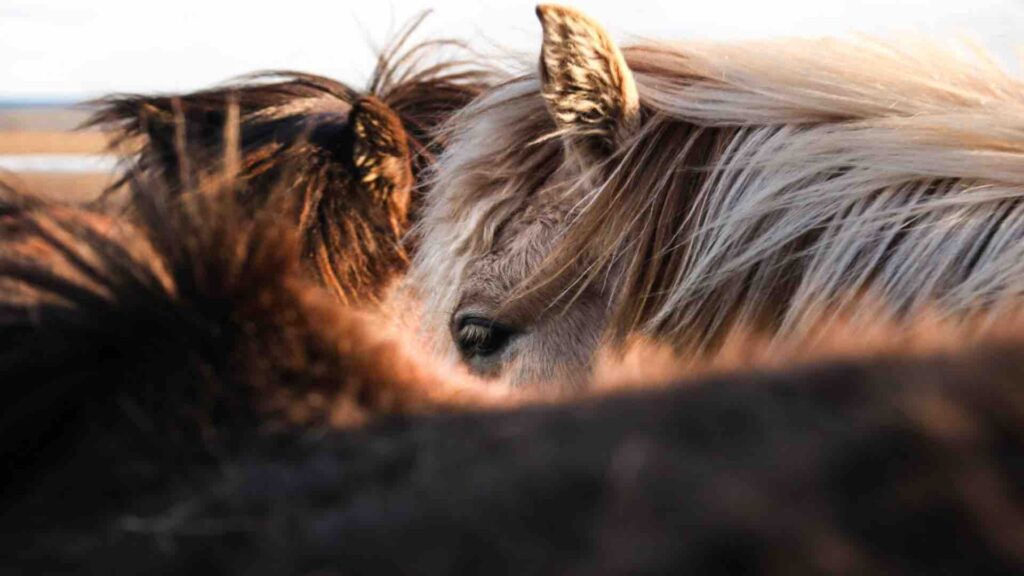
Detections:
457,203,565,300
500,188,574,254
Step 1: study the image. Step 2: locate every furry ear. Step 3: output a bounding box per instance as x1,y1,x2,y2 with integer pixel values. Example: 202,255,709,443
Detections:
536,4,640,160
349,96,414,212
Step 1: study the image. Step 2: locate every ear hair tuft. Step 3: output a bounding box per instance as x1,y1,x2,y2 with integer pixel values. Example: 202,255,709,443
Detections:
536,4,640,160
350,96,414,211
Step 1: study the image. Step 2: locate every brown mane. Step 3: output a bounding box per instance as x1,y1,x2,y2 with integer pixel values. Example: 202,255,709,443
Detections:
89,15,497,303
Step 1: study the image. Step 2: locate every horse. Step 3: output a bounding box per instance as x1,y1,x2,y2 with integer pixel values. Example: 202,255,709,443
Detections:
2,134,1022,576
91,15,494,304
5,188,1023,570
4,7,1024,571
0,171,509,557
411,4,1024,388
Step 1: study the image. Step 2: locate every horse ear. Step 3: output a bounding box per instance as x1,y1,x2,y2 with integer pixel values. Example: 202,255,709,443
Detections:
536,4,640,161
349,96,413,209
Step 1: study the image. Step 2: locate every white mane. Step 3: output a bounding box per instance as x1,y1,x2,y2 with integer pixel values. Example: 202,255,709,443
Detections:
413,33,1024,354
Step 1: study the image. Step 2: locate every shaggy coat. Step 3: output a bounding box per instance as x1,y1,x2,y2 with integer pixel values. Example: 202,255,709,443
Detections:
92,19,493,303
3,8,1023,572
7,308,1024,572
413,5,1024,387
0,176,499,557
1,172,1022,575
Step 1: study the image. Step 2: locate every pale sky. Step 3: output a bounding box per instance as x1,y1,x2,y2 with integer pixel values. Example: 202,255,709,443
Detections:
3,0,1023,100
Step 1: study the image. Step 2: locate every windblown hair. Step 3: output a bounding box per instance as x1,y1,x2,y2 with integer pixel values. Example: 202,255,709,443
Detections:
0,174,502,551
419,6,1024,353
90,15,495,303
5,9,1024,570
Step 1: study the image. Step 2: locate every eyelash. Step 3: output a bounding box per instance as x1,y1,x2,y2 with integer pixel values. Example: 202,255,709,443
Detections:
454,316,517,359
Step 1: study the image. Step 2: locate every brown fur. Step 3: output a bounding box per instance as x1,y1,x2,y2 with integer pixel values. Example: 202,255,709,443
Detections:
0,174,513,533
90,17,495,303
3,169,1024,572
7,286,1024,572
4,10,1023,569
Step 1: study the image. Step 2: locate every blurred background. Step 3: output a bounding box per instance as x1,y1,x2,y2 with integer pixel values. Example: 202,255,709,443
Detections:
3,0,1024,196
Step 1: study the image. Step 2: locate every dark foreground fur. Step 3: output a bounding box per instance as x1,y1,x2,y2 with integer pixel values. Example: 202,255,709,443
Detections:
0,178,484,552
6,338,1024,574
2,184,1022,572
89,18,492,302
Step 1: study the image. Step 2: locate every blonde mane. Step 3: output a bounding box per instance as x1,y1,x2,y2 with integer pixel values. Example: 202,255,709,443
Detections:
416,33,1024,353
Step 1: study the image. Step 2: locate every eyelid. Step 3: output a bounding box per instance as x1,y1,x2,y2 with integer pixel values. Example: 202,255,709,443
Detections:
454,313,517,334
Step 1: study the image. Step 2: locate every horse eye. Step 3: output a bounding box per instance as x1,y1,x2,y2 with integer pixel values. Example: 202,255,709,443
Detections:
454,316,516,360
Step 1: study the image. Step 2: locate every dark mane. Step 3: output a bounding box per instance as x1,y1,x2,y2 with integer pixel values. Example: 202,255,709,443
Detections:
126,346,1024,574
365,14,496,190
87,16,495,303
5,261,1022,573
0,174,487,546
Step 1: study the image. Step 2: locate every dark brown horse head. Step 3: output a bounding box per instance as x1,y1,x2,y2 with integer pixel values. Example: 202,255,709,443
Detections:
90,79,410,304
89,20,493,304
